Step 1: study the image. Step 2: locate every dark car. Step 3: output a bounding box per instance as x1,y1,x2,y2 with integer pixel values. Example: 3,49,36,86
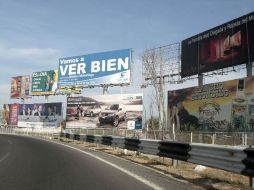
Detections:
99,104,126,127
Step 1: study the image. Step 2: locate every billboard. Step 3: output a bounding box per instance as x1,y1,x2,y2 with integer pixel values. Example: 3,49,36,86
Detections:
31,70,58,95
1,104,10,126
66,93,142,129
11,76,30,99
9,104,19,126
56,86,82,95
58,49,131,87
181,11,254,77
18,102,62,128
168,76,254,132
0,104,18,126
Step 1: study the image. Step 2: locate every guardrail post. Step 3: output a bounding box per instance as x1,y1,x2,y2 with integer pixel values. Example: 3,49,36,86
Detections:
245,133,248,146
198,133,202,143
172,159,178,167
212,134,215,144
190,132,193,143
250,177,254,188
242,133,245,146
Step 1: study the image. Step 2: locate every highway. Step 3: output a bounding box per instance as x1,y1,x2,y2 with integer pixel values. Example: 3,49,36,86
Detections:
0,134,204,190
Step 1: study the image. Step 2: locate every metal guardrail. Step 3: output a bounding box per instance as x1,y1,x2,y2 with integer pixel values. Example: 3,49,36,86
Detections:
189,143,246,174
158,141,191,161
243,148,254,177
60,132,254,179
1,128,254,187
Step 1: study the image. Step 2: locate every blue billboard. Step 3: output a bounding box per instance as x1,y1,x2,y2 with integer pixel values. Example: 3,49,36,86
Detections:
58,49,131,87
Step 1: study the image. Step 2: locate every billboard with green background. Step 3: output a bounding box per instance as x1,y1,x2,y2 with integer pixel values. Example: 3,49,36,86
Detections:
31,70,58,95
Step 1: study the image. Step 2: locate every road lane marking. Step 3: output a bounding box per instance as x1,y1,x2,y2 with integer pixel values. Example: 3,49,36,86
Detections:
0,152,10,163
49,140,164,190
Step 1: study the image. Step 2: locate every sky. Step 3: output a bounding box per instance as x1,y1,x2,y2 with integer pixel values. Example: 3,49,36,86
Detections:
1,0,254,115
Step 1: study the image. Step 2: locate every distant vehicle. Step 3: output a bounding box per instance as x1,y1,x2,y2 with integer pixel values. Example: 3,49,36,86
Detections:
99,104,126,127
67,107,76,117
84,105,101,117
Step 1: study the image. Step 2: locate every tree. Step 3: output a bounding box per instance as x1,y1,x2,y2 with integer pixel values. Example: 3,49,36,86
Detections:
142,48,167,138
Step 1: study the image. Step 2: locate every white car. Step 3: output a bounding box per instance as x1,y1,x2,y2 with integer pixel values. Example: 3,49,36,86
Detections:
84,105,101,117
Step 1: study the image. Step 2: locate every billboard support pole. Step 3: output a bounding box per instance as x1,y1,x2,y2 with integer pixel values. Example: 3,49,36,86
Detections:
45,95,49,103
120,86,123,95
102,85,108,95
246,62,253,77
21,98,25,104
198,74,203,86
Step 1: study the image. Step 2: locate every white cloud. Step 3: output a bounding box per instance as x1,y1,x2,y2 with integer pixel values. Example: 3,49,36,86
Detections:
0,45,59,61
0,45,60,72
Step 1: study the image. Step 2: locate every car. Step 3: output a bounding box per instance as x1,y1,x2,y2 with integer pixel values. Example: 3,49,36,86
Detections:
67,107,76,117
84,104,101,117
99,104,126,127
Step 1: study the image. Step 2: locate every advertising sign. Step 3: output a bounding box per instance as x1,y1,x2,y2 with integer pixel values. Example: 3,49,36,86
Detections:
181,11,254,77
0,104,18,126
11,76,30,99
31,70,58,95
1,104,10,125
18,102,62,128
66,93,142,129
9,104,19,126
56,86,82,95
58,49,131,87
168,76,254,132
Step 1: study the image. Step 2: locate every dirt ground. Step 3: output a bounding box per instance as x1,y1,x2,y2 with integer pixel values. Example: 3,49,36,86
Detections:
55,137,252,190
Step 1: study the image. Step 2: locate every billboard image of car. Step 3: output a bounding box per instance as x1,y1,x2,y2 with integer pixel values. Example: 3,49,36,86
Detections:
58,49,131,87
181,11,254,77
168,76,254,132
66,93,142,129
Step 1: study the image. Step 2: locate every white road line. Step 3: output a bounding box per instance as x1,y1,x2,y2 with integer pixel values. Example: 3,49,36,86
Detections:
48,140,164,190
0,152,10,163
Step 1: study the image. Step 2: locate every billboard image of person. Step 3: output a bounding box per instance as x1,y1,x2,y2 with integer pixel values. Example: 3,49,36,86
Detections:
2,104,10,125
168,76,254,132
9,104,19,126
66,93,142,129
31,70,58,95
17,102,62,128
58,49,131,87
21,76,30,97
11,76,22,98
10,76,30,99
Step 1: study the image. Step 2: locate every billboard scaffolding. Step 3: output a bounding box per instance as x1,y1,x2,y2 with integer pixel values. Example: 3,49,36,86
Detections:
142,43,181,135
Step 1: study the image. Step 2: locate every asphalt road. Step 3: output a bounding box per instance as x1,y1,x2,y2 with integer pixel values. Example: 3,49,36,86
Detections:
0,134,204,190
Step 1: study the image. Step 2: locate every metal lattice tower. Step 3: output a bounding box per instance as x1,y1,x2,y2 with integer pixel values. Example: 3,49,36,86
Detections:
142,43,181,86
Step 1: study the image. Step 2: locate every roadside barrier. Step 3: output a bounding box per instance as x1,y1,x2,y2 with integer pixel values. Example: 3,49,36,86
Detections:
189,143,246,174
242,148,254,177
60,132,254,179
